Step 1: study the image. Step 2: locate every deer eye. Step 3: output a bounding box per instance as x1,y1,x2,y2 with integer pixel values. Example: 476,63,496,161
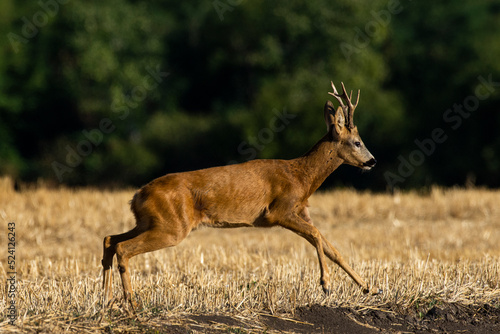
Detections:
354,141,361,148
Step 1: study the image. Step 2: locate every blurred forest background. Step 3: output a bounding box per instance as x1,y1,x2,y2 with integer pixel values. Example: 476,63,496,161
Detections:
0,0,499,190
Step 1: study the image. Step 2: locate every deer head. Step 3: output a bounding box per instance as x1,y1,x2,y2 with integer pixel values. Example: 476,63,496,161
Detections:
324,81,376,170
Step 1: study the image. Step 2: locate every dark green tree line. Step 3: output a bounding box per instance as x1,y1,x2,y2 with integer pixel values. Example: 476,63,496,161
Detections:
0,0,498,189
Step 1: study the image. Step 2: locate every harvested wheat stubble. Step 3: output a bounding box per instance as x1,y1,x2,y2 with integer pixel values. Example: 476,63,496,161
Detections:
0,178,499,333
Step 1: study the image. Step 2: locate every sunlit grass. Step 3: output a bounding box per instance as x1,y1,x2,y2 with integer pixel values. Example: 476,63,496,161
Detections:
0,177,499,332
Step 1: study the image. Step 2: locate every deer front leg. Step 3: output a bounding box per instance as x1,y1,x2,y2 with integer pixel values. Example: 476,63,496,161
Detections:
278,214,331,294
321,235,382,295
298,207,381,295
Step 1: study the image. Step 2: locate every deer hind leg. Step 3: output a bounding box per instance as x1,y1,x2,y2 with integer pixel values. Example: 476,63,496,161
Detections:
114,226,189,309
102,227,143,305
321,235,381,295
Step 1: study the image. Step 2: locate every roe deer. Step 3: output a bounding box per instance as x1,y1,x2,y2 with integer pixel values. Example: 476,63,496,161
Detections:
102,81,381,308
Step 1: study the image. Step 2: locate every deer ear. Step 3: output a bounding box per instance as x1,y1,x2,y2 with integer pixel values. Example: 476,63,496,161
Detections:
324,101,336,132
324,101,345,138
334,106,345,134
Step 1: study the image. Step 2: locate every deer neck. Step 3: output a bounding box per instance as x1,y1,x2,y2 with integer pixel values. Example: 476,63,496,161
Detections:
294,134,344,197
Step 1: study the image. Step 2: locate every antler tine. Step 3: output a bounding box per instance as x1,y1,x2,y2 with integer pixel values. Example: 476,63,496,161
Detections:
328,81,346,107
340,82,352,107
353,89,360,109
340,82,360,129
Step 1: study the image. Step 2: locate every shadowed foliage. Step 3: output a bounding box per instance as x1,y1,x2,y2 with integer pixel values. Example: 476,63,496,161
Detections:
0,0,499,189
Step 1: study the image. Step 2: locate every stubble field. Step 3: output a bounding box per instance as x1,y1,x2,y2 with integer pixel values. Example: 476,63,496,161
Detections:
0,176,499,333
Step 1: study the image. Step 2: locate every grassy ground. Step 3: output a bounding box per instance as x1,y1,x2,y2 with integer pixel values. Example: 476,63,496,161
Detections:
0,177,499,332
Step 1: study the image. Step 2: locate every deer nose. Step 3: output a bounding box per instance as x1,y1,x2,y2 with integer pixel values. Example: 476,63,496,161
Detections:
364,158,377,167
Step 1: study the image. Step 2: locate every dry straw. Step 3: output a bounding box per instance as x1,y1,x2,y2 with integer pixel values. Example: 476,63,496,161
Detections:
0,177,499,332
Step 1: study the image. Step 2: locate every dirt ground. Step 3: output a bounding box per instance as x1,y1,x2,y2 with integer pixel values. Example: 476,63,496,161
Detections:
107,302,499,333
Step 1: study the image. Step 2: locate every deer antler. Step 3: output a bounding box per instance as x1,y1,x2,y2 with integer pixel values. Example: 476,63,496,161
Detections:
328,81,360,129
328,81,346,108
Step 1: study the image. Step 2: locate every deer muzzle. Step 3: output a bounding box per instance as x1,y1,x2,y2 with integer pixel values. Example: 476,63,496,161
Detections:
363,158,377,169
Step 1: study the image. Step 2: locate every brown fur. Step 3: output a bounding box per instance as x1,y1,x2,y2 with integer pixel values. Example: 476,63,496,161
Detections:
102,83,380,309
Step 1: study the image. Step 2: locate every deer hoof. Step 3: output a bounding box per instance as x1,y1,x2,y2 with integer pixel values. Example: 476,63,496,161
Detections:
125,298,138,313
364,287,383,295
322,287,331,296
